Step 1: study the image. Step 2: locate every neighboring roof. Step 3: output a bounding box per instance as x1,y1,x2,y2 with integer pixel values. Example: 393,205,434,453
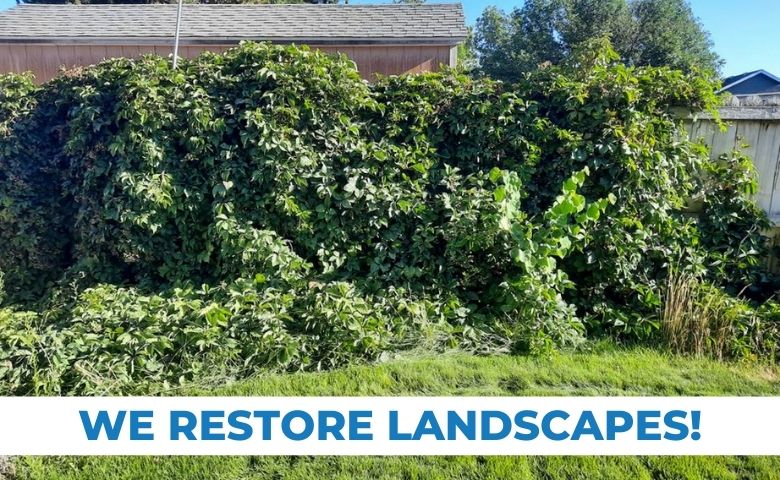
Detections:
722,70,762,87
0,4,467,45
753,84,780,96
719,69,780,95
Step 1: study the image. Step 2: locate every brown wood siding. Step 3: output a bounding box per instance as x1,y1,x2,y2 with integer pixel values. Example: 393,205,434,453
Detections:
0,42,455,83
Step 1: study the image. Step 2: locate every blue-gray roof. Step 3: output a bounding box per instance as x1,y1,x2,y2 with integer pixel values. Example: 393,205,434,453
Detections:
722,70,762,87
0,3,467,45
720,70,780,96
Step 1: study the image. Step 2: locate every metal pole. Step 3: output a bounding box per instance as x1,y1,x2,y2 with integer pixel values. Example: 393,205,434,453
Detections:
172,0,184,69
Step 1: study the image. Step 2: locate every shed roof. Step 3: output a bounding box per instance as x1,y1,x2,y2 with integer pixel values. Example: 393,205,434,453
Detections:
0,3,467,45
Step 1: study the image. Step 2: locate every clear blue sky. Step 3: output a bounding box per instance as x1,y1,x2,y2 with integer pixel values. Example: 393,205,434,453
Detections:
1,0,777,77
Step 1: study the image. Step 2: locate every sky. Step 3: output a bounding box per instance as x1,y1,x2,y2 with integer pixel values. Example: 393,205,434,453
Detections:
0,0,777,78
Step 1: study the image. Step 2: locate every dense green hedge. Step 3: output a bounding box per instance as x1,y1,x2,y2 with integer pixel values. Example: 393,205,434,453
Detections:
0,42,775,395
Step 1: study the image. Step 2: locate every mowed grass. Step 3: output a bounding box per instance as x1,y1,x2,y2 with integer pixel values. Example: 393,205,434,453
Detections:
14,347,780,480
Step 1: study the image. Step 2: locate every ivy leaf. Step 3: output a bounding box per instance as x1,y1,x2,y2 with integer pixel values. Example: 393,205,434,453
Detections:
494,186,507,202
488,167,503,183
585,203,602,221
344,176,359,194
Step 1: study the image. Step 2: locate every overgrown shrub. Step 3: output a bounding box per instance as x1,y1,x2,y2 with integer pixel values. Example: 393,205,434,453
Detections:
697,150,774,296
371,46,773,342
1,278,433,395
0,42,775,395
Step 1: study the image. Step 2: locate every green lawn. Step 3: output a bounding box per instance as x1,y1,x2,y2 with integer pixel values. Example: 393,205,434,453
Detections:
13,347,780,480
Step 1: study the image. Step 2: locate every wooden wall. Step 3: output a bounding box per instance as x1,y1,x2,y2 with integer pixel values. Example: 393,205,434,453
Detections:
686,111,780,221
686,100,780,270
0,43,456,83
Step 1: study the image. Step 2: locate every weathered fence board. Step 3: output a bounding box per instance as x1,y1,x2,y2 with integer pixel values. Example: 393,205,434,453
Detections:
688,96,780,270
687,97,780,222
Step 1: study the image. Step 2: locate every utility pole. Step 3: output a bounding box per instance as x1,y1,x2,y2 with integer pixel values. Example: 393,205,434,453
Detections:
172,0,184,69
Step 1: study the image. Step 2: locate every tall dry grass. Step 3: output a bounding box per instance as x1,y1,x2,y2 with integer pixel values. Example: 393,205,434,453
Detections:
661,270,733,360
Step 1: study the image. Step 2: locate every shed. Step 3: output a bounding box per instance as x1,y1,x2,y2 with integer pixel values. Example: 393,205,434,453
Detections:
0,3,467,82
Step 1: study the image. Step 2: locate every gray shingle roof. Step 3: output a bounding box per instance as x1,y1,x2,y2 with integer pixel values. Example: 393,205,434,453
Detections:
0,4,467,45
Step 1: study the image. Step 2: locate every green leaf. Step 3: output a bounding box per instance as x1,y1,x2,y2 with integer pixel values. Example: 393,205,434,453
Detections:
344,176,359,193
586,203,602,221
494,186,507,202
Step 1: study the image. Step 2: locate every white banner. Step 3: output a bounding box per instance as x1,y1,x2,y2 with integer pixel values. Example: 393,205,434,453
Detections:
0,396,777,456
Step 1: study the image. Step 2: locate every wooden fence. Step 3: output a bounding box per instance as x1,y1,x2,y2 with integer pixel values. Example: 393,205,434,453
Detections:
686,95,780,270
685,95,780,223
